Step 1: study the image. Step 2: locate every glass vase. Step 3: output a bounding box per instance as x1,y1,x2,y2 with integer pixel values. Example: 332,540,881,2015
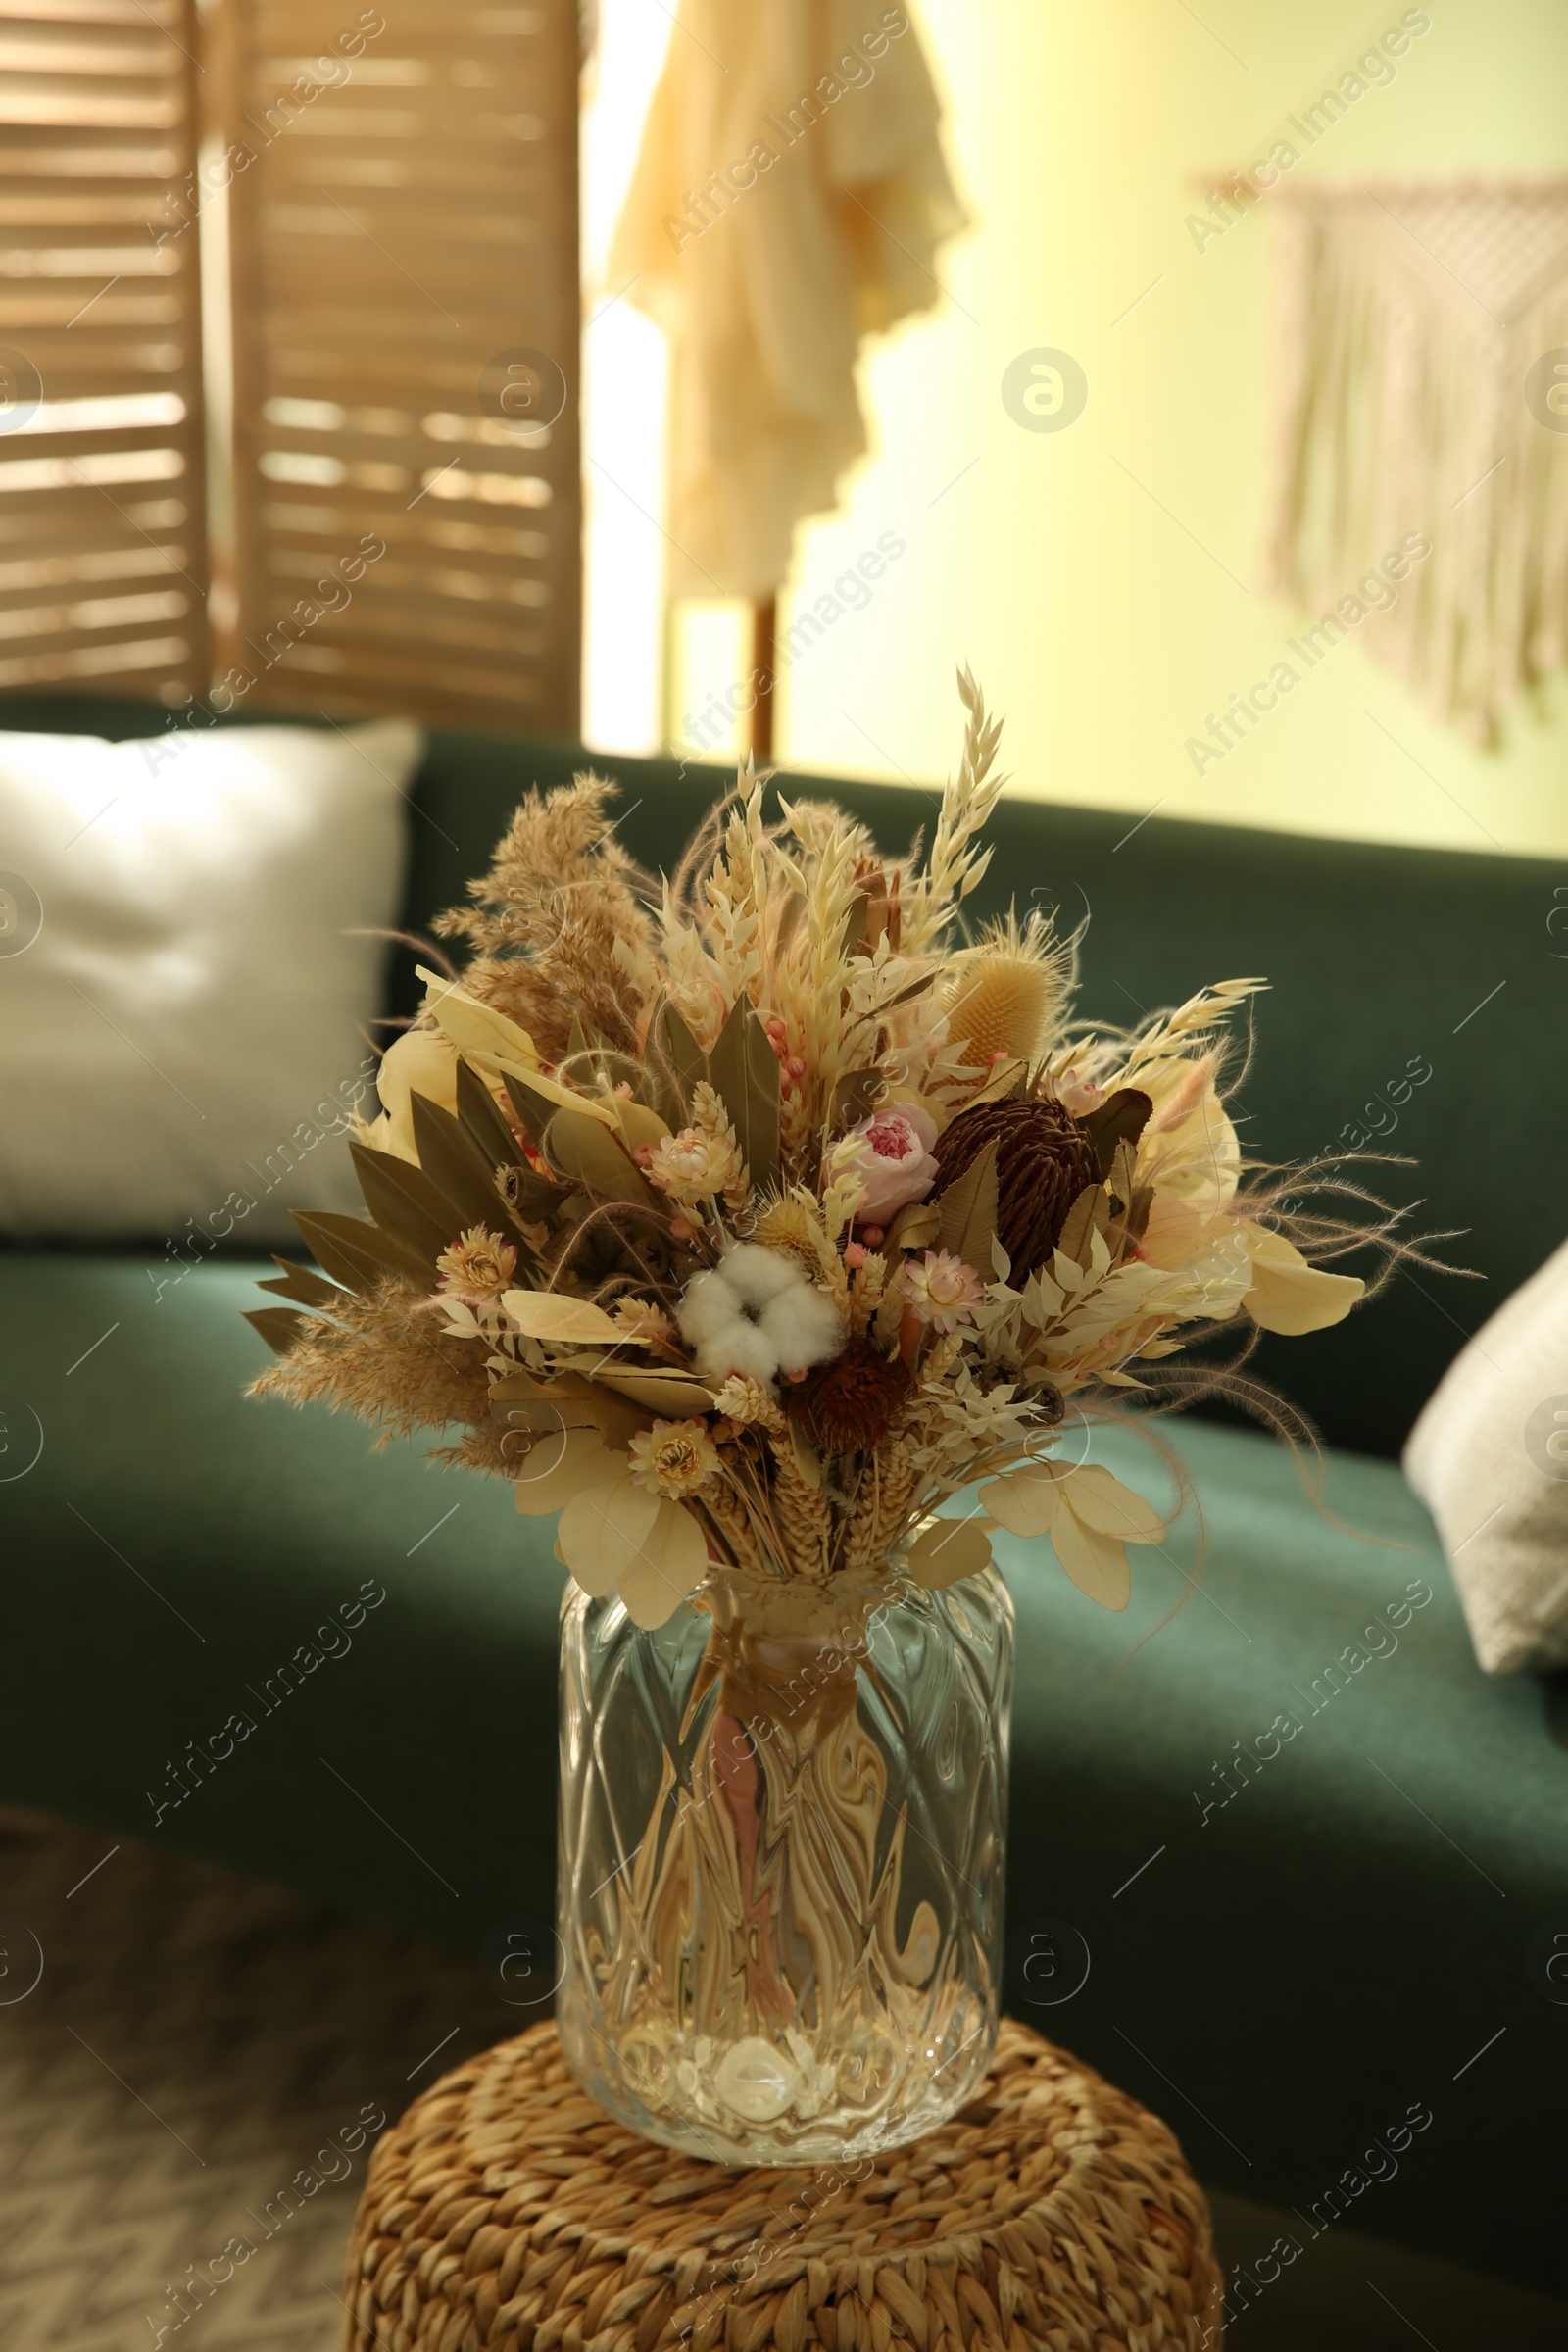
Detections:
556,1561,1012,2165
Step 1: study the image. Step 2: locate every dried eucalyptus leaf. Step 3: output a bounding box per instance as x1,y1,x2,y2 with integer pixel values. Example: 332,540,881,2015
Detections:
490,1364,648,1451
593,1367,716,1415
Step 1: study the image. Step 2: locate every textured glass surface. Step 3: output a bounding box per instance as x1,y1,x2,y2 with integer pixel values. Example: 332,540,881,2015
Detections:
557,1566,1012,2164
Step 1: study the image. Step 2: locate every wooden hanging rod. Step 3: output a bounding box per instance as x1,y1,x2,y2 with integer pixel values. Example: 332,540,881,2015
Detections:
1190,171,1568,201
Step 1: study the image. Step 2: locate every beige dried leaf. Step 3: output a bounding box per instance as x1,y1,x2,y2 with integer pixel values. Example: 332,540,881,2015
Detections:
906,1514,992,1590
502,1291,622,1345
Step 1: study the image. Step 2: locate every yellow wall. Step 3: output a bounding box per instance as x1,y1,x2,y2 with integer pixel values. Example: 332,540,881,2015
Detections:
647,0,1568,858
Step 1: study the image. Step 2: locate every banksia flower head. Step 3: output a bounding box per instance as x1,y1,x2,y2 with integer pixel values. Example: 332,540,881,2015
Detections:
945,908,1076,1075
932,1095,1100,1282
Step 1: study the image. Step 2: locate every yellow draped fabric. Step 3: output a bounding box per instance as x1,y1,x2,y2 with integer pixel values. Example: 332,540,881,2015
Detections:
609,1,965,600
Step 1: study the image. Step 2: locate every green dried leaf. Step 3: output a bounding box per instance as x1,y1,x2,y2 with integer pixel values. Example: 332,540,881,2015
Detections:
292,1210,414,1294
545,1107,654,1207
258,1256,342,1308
243,1306,313,1357
709,999,780,1194
936,1139,999,1269
832,1067,883,1129
501,1069,556,1148
412,1091,527,1239
655,1004,707,1121
349,1139,463,1266
456,1055,526,1173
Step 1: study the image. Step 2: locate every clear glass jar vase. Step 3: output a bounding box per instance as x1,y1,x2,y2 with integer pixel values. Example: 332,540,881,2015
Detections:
556,1562,1012,2165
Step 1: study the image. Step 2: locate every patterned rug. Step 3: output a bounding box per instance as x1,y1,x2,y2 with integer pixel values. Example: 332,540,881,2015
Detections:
0,1807,511,2351
2,1809,1561,2352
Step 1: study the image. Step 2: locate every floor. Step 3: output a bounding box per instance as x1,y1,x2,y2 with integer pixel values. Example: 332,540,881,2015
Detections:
0,1809,1560,2352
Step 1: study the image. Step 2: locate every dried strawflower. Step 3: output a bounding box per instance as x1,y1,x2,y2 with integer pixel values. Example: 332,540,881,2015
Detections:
436,1225,518,1303
904,1250,984,1334
627,1417,721,1498
933,1095,1099,1282
785,1337,911,1454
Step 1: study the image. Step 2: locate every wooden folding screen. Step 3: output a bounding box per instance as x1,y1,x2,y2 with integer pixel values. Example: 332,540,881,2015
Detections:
211,0,580,729
0,0,210,701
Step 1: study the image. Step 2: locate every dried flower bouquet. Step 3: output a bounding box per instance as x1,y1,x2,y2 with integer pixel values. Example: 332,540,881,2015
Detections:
249,671,1365,1621
247,673,1385,2156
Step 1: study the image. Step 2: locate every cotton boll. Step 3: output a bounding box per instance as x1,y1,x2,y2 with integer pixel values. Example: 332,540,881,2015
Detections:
676,1266,740,1346
766,1283,843,1376
693,1319,779,1387
675,1246,844,1390
722,1244,799,1308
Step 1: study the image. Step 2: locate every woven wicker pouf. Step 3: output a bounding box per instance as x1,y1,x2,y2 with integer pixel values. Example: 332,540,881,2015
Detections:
341,2019,1223,2352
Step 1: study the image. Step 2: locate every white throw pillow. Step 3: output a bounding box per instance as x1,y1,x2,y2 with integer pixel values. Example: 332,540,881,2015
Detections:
1403,1239,1568,1674
0,718,422,1250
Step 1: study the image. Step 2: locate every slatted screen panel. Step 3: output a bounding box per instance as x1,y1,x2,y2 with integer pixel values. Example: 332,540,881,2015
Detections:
0,0,209,700
219,0,580,728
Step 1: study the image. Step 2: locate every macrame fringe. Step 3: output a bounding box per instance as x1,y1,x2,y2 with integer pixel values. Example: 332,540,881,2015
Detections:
1266,180,1568,741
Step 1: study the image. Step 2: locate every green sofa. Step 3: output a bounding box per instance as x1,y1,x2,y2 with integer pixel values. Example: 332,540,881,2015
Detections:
2,696,1563,2302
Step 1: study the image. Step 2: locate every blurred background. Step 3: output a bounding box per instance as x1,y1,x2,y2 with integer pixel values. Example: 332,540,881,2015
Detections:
585,0,1568,854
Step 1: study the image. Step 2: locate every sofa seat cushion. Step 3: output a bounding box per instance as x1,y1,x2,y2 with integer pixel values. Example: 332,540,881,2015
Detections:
0,1248,1560,2293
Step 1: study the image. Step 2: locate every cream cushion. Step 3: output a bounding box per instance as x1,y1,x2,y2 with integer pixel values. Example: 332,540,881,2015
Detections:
1403,1238,1568,1673
0,718,421,1248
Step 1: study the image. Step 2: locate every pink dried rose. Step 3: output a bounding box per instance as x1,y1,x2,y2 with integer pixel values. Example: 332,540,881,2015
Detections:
839,1105,940,1224
904,1249,985,1334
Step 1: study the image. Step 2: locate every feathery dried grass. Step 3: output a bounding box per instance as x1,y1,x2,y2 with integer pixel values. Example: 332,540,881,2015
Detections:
432,773,658,1061
248,1283,492,1452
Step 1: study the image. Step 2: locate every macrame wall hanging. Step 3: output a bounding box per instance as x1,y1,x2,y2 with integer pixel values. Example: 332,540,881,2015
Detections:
1265,178,1568,742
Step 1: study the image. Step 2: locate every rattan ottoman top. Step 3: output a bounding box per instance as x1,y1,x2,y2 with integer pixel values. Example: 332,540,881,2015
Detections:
342,2018,1223,2352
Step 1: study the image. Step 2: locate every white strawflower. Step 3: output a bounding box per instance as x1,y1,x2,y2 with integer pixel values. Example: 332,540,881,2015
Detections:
677,1245,843,1387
